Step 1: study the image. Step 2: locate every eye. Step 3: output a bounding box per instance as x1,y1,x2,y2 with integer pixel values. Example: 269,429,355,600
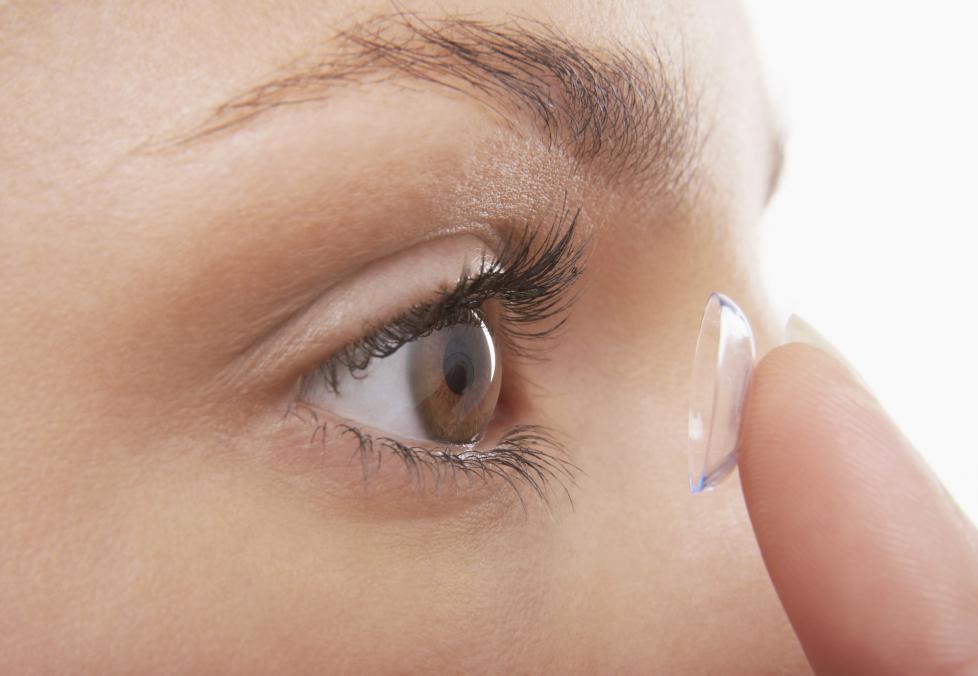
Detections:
300,310,501,445
285,217,585,503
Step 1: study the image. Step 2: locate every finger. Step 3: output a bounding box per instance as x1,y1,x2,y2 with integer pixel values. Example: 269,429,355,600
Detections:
738,342,978,675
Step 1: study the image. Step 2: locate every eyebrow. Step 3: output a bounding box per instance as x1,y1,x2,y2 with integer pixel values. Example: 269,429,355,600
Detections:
185,11,700,190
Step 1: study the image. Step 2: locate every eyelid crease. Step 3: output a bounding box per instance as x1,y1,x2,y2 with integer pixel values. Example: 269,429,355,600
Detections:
219,202,589,403
219,230,501,392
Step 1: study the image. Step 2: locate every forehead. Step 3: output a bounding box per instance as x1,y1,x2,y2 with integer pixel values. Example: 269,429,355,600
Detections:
0,1,773,290
0,1,719,154
0,1,775,278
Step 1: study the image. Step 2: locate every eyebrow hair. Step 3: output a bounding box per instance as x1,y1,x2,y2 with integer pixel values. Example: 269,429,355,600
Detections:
185,11,700,190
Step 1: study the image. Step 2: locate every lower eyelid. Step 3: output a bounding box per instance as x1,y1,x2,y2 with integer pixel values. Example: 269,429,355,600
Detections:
267,403,577,512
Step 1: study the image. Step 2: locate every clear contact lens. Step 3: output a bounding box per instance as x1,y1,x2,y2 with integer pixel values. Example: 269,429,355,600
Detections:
688,293,755,494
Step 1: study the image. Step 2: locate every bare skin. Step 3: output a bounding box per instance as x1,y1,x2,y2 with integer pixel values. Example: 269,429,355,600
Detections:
6,2,973,674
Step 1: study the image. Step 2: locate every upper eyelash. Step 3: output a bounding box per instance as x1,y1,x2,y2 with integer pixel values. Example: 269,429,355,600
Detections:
317,204,587,390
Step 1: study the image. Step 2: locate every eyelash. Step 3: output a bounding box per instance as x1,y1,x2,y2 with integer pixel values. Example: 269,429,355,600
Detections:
292,421,578,511
318,207,586,388
296,206,587,504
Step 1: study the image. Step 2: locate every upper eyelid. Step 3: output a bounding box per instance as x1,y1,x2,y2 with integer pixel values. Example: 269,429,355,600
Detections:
219,233,498,393
219,205,588,402
320,207,587,383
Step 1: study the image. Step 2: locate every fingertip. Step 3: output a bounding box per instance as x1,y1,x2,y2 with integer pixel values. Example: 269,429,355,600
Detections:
738,343,879,530
739,343,978,674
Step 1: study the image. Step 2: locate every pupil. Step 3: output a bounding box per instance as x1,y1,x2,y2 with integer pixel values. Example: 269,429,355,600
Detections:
443,348,473,395
411,314,500,444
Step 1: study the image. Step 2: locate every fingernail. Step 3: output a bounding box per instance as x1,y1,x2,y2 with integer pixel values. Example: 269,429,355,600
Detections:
783,314,867,387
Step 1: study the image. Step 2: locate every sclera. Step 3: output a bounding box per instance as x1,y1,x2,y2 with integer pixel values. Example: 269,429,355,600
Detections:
688,293,755,493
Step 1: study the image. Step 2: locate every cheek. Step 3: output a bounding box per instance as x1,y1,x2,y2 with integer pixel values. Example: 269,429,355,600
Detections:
0,441,571,673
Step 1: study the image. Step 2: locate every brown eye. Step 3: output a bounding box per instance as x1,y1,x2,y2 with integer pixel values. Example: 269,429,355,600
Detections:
305,310,502,445
411,313,501,443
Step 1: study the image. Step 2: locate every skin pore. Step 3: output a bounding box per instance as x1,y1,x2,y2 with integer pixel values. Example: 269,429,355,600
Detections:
0,1,805,673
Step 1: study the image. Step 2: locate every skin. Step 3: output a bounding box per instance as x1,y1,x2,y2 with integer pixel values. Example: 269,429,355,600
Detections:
3,1,976,674
741,343,978,674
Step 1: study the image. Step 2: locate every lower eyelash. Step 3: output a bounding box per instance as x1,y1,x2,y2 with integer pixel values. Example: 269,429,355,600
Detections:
290,403,578,510
345,424,578,512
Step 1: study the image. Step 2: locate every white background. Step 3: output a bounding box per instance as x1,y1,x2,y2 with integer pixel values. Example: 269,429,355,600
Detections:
743,2,977,520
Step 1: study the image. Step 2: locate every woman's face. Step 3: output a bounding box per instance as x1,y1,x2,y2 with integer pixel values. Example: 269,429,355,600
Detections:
0,1,804,672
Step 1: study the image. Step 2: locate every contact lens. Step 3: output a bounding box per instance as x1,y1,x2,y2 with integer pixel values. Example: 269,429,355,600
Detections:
688,293,755,493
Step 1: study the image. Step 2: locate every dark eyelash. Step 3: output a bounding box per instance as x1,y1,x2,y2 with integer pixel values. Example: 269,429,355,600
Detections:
296,206,586,504
317,204,586,390
326,420,578,511
287,400,579,508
